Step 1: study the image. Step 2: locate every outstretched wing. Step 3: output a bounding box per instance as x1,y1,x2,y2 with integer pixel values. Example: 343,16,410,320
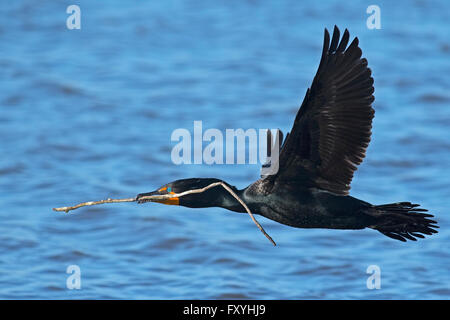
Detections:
273,26,375,195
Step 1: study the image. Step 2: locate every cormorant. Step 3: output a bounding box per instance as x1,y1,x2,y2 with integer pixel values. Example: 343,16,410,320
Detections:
137,26,438,242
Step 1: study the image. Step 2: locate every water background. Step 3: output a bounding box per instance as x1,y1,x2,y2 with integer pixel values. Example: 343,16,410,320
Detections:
0,0,449,299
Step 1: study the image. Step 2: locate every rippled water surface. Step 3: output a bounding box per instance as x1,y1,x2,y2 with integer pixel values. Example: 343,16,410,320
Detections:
0,0,449,299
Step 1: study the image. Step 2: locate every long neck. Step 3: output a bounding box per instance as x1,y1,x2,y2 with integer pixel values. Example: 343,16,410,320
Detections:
215,186,250,213
181,179,253,214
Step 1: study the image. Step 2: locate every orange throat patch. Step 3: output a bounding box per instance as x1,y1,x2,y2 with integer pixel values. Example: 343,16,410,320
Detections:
155,197,179,206
156,187,179,205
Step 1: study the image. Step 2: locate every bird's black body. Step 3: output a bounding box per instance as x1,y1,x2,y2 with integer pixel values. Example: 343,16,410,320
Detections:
137,26,438,242
242,179,374,230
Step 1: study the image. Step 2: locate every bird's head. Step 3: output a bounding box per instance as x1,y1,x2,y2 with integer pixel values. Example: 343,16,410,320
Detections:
136,178,241,209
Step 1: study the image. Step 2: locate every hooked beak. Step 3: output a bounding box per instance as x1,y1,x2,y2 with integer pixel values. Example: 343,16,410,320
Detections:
136,188,180,205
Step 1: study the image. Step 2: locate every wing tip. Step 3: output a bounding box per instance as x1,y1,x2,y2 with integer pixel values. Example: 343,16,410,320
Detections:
324,26,356,55
329,26,341,52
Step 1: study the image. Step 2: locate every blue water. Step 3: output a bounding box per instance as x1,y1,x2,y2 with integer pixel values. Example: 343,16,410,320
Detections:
1,0,449,299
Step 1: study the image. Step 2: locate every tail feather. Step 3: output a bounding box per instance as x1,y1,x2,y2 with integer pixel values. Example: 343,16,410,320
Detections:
370,202,438,242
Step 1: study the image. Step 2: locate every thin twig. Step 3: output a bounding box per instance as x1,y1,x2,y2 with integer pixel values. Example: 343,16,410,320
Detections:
53,198,136,213
53,182,276,246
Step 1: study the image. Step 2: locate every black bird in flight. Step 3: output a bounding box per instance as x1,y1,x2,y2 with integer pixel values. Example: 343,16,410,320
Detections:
137,26,438,242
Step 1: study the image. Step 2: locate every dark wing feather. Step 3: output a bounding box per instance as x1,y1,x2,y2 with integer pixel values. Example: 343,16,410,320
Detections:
273,26,375,195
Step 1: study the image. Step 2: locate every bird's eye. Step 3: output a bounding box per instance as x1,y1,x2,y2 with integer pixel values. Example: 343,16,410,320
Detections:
158,186,174,194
